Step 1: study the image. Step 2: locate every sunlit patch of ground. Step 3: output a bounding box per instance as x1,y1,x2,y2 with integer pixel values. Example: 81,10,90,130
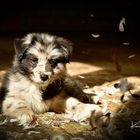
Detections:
67,61,104,76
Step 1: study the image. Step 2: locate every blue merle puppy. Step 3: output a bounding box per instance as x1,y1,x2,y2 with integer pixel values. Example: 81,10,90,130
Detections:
0,33,101,124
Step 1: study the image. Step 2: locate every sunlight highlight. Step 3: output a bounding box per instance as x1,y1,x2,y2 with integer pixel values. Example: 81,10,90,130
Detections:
67,61,104,76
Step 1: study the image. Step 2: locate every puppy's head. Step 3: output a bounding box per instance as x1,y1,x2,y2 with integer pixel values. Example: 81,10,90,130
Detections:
14,33,72,85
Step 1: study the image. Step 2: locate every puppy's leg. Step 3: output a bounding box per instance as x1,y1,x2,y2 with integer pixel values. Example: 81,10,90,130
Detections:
48,94,102,122
2,96,34,124
64,76,100,104
64,97,101,122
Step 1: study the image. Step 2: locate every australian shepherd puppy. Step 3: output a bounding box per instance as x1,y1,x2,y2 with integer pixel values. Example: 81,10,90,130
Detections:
0,33,101,124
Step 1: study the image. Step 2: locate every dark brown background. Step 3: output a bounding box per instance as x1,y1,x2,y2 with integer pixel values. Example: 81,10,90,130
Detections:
0,0,139,38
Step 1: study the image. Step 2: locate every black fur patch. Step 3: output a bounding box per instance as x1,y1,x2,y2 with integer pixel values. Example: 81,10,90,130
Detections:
0,87,8,101
19,54,38,77
42,79,63,100
19,48,28,63
30,35,38,46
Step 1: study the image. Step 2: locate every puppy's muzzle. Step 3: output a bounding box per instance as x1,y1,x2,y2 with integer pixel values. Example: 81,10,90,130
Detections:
40,74,49,81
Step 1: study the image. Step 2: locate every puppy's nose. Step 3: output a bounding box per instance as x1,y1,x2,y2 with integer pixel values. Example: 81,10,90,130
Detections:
40,74,48,81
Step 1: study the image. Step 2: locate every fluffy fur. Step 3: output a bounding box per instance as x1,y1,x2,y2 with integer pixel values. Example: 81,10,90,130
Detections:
0,33,101,123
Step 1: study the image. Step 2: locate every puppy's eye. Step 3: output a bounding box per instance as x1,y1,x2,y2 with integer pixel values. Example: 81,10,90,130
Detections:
49,59,57,67
31,58,38,63
28,57,38,64
25,54,38,65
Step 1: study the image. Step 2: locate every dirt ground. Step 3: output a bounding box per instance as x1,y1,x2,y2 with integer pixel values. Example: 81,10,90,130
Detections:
0,33,140,140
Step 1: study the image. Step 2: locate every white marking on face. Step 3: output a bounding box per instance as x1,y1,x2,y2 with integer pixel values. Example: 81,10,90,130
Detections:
32,60,48,83
27,44,49,83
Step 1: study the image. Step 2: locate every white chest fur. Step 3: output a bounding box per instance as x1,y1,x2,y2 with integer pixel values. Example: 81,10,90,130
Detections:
7,73,50,113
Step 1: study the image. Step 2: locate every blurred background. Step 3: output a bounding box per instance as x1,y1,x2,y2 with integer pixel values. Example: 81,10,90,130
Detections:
0,0,139,72
0,0,138,39
0,0,139,74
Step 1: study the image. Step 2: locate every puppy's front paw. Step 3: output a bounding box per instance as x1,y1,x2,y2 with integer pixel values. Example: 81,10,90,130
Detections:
71,105,98,122
65,97,102,122
13,108,34,125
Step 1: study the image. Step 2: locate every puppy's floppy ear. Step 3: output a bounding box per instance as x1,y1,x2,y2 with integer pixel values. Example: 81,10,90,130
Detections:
56,37,73,63
14,38,29,61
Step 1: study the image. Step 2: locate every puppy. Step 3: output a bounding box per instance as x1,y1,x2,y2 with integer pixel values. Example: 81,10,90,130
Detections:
0,33,101,123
